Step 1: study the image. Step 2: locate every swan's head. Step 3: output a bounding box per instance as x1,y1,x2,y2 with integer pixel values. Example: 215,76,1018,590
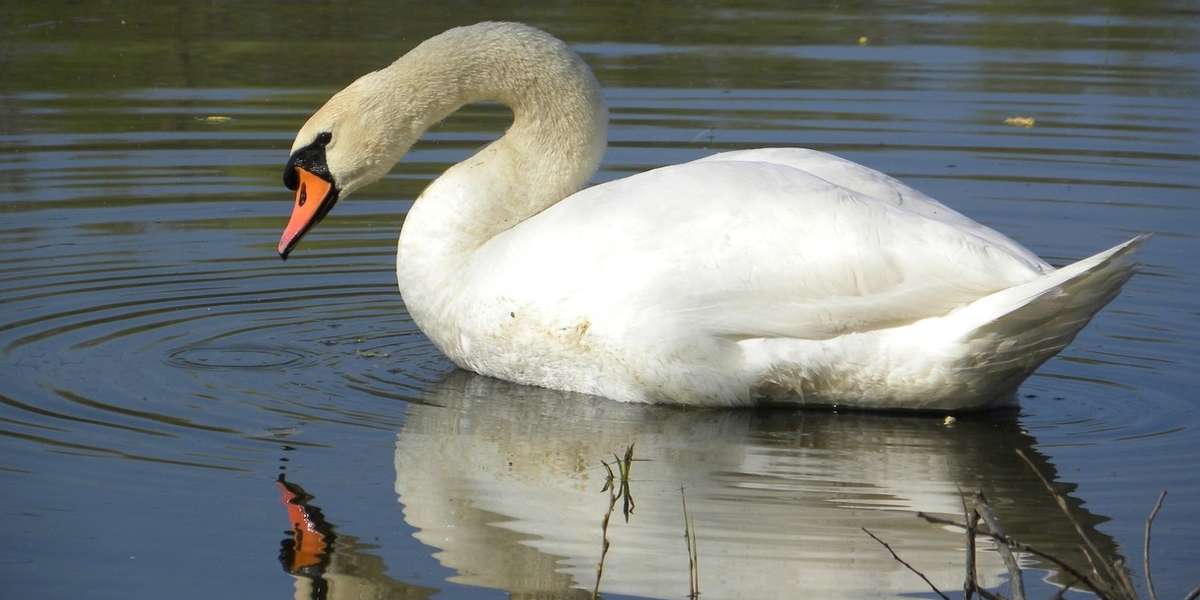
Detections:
278,71,418,259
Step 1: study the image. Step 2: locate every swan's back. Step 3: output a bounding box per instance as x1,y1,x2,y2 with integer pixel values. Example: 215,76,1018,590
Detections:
427,147,1142,408
699,148,1051,272
471,150,1047,341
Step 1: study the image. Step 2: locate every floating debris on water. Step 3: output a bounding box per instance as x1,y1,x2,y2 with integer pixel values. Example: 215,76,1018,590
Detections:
197,115,233,124
1003,116,1036,128
857,36,869,45
943,416,957,426
355,349,390,358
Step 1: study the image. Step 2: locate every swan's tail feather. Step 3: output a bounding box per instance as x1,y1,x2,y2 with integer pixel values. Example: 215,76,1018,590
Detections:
950,234,1148,394
739,236,1146,411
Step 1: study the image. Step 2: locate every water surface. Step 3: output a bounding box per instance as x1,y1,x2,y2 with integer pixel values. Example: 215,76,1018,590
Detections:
2,2,1198,598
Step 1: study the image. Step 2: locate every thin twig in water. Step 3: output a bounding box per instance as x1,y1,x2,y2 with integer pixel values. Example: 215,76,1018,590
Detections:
916,474,1194,600
1143,490,1167,600
1183,582,1200,600
593,459,618,600
1079,542,1103,587
976,588,1004,600
689,511,699,598
1016,449,1128,597
949,492,1002,600
1113,558,1138,600
681,486,700,599
862,527,950,600
616,444,636,522
974,491,1026,600
1051,579,1075,600
917,512,1109,600
955,488,980,600
593,445,637,599
965,494,980,600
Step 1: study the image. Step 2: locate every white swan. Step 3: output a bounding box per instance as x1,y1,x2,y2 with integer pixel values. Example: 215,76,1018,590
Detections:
278,22,1146,410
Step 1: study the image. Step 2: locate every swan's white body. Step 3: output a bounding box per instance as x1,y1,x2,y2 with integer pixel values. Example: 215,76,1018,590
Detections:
288,22,1145,410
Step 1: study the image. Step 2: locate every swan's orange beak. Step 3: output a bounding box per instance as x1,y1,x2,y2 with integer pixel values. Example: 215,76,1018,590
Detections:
278,167,335,259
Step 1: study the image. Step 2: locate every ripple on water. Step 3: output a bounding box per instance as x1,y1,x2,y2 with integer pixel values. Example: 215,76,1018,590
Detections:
167,345,314,370
0,22,1198,598
0,218,428,467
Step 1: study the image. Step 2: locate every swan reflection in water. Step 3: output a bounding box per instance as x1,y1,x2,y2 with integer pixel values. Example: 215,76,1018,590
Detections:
283,370,1123,599
277,476,434,600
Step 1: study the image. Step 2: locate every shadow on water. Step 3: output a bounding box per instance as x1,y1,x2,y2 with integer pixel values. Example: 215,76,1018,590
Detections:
387,370,1122,599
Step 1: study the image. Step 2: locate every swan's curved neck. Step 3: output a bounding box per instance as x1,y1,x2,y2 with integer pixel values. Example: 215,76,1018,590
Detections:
391,23,607,303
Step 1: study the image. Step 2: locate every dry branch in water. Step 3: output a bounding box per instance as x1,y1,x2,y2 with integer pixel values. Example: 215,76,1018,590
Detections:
1144,490,1167,600
865,448,1195,600
592,459,617,600
681,486,700,599
918,511,1106,598
975,491,1025,600
593,444,635,600
964,493,981,599
862,527,949,600
1015,449,1137,599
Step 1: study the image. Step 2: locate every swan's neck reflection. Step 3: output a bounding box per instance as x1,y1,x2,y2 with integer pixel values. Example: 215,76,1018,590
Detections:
394,370,1122,599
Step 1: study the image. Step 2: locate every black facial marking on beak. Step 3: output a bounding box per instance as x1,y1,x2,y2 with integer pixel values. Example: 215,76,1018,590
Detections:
279,132,339,260
284,131,334,190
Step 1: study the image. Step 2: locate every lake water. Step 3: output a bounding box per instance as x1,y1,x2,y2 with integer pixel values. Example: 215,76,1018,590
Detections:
2,2,1198,599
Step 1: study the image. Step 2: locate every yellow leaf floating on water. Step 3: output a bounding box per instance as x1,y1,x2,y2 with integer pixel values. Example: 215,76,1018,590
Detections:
198,115,233,124
1003,116,1036,128
943,416,957,426
857,36,869,45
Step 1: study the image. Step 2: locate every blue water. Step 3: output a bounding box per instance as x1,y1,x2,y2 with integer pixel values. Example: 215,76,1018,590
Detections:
2,2,1198,598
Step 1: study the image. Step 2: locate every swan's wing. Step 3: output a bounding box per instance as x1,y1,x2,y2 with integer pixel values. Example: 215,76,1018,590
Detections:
699,148,1052,272
474,157,1048,341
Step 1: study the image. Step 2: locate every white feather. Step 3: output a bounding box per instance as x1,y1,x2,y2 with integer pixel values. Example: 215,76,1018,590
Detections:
288,22,1146,409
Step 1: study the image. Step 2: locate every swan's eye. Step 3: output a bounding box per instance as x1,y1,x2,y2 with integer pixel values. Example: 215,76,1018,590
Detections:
316,132,332,146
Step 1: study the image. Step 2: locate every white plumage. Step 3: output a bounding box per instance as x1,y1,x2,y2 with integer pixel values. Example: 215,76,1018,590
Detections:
285,22,1146,410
